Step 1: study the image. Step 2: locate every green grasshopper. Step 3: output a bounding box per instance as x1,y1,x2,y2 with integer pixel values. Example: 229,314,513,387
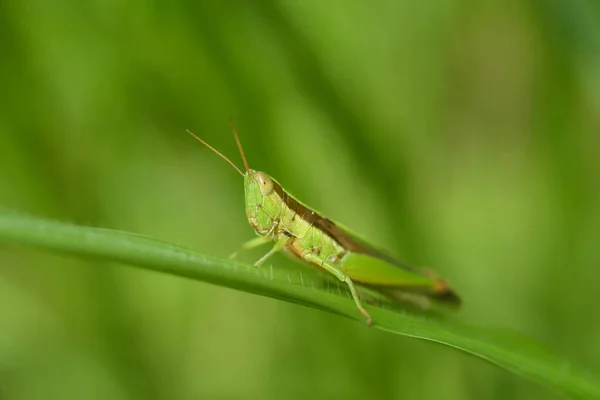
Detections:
188,121,460,326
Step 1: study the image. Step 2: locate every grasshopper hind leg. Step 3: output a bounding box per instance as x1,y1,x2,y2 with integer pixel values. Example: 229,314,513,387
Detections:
302,252,373,326
343,276,373,326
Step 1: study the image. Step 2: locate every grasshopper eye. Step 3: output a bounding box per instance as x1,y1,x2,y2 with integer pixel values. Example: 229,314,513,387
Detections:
255,171,274,196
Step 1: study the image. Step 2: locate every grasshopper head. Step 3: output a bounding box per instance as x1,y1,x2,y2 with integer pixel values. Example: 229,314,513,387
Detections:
244,169,281,235
187,120,281,236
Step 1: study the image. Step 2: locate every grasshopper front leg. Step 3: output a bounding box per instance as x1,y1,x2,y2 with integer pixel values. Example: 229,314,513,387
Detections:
254,235,290,268
229,236,271,259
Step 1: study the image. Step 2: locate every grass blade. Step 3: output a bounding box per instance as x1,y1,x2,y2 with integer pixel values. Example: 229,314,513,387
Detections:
0,208,598,399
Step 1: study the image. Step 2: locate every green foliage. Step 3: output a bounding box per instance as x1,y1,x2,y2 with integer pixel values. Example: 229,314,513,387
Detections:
1,1,600,399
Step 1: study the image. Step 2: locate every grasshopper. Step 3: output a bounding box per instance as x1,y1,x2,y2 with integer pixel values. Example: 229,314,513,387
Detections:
188,120,460,326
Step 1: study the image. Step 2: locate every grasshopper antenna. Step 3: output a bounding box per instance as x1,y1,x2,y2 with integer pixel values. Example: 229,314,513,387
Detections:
186,129,244,176
228,117,249,172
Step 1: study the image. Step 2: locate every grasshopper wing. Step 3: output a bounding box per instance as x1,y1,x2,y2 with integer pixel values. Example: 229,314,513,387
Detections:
341,252,461,307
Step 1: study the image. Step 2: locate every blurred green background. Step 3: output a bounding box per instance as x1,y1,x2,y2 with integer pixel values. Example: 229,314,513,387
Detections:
1,1,599,399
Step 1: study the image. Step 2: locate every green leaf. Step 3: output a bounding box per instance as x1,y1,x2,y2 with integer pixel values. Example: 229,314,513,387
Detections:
0,208,598,399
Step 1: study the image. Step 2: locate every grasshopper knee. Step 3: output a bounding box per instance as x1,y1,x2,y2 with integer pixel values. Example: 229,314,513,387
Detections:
302,252,347,282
